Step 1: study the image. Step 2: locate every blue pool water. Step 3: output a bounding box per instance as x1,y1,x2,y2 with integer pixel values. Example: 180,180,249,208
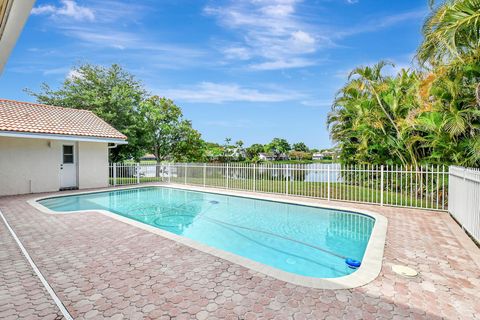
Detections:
39,187,374,278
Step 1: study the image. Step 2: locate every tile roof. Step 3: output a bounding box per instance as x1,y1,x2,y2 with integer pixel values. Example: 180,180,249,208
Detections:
0,99,127,140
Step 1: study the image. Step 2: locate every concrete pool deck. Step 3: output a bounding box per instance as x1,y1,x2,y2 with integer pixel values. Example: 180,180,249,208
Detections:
1,184,479,319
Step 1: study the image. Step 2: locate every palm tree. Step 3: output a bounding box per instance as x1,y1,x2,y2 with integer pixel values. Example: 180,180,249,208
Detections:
329,66,408,165
328,1,480,167
419,0,480,63
348,61,402,137
418,0,480,105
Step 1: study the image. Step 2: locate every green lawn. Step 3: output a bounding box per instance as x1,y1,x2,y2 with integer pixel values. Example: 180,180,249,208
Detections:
109,177,164,185
110,175,445,209
121,159,333,165
262,159,333,164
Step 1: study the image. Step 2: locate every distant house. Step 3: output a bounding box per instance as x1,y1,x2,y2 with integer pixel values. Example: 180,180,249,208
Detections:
313,150,336,160
140,154,157,161
231,147,246,160
277,153,289,161
0,99,127,196
258,153,275,161
258,152,289,161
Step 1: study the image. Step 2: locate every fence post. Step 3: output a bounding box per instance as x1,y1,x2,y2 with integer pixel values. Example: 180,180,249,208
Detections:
253,163,256,192
380,165,384,206
136,163,140,184
327,165,330,201
113,163,117,186
203,163,206,187
285,165,289,195
226,163,229,189
184,163,187,185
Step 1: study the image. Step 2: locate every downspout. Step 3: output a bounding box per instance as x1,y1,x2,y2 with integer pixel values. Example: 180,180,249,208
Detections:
108,144,118,162
108,143,119,186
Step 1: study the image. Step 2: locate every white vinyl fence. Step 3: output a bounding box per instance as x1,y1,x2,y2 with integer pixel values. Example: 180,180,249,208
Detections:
448,166,480,243
109,163,448,210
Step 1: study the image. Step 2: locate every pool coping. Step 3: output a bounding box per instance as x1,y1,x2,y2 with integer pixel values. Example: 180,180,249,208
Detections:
28,183,388,290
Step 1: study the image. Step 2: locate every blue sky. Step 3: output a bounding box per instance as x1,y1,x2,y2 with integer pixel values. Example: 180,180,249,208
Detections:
0,0,428,149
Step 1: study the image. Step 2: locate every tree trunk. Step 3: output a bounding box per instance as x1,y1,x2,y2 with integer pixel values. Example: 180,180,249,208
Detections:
156,160,162,178
154,147,161,178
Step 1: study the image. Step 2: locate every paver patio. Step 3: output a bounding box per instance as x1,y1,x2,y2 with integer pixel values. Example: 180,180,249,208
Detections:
0,214,62,320
0,185,479,320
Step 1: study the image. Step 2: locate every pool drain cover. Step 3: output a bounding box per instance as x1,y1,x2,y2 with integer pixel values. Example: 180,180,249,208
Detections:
392,265,418,278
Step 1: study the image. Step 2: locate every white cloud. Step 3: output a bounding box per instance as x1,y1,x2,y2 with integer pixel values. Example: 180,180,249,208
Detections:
54,26,207,69
292,30,315,45
223,46,252,60
250,58,317,70
205,0,322,70
31,5,56,15
61,27,137,49
32,0,95,21
260,4,295,17
30,1,207,68
333,9,427,38
162,82,304,104
42,67,69,76
301,99,332,107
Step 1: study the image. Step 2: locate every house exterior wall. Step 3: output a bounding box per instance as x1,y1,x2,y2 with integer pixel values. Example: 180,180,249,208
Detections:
0,136,109,196
0,136,59,196
78,141,109,189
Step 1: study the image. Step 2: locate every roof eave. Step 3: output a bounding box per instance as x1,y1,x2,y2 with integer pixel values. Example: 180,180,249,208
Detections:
0,130,128,144
0,0,36,74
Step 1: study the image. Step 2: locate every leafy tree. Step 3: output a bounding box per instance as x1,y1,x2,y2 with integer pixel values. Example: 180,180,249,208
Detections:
264,138,291,160
139,96,205,169
205,142,224,161
233,140,246,161
289,151,312,160
292,142,309,152
222,137,233,162
246,144,264,160
27,64,147,162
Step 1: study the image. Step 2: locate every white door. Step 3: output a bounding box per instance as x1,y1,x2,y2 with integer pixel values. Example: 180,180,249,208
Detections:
60,144,77,189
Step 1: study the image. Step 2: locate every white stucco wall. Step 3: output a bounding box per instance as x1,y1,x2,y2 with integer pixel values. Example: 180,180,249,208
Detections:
0,136,109,196
78,141,109,189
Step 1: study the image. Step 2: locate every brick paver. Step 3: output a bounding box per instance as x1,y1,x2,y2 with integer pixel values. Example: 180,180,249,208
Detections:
0,215,63,320
0,187,479,319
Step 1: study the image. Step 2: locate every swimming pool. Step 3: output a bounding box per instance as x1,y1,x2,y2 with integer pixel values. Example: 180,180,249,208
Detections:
36,186,384,285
